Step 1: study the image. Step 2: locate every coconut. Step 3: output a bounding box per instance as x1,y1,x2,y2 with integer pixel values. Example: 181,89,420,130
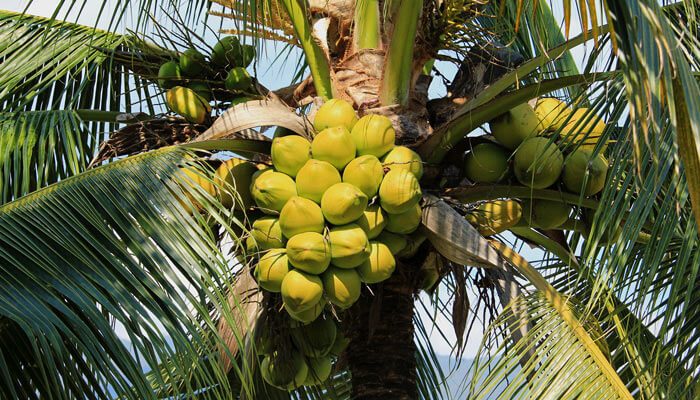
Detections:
560,108,607,150
166,86,211,124
562,148,608,196
286,232,331,274
271,135,312,177
255,249,289,292
177,165,215,213
464,142,510,183
329,330,350,357
378,169,422,214
418,261,439,291
385,203,422,234
158,61,181,89
296,159,342,203
285,299,324,324
225,67,252,91
214,158,257,209
179,48,205,77
313,98,358,132
350,114,395,157
396,231,427,259
291,317,337,357
354,204,387,239
322,267,362,309
246,216,285,252
311,126,356,170
513,137,564,189
211,36,243,68
382,146,423,180
188,82,212,102
521,199,571,229
535,98,571,132
489,103,540,150
281,269,324,312
465,200,522,236
242,44,255,68
321,183,368,225
357,241,396,283
279,197,325,237
303,356,333,386
342,155,384,197
260,350,308,390
250,171,297,214
328,224,370,268
375,231,408,255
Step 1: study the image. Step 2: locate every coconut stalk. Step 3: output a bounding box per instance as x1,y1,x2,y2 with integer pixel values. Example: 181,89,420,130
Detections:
353,0,381,50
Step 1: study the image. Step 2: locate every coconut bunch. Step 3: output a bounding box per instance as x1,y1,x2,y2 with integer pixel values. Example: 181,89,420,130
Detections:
158,36,257,124
463,99,610,235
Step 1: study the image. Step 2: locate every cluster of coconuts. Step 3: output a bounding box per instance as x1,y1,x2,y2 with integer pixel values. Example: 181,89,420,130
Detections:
158,36,256,124
464,98,610,236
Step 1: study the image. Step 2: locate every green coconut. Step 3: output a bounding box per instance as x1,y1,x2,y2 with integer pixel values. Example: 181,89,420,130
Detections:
286,232,331,275
158,61,182,89
514,137,564,189
250,171,297,213
562,148,608,196
246,216,286,251
418,261,439,291
322,267,362,309
214,158,257,209
260,350,308,391
382,146,423,180
521,199,571,229
378,169,422,214
329,330,350,357
321,183,368,225
281,269,324,313
274,127,295,138
271,135,312,177
357,241,396,284
303,356,333,386
354,204,387,239
255,249,290,292
464,143,510,183
180,48,206,77
350,114,395,157
285,299,324,325
225,67,252,91
465,200,522,236
242,44,256,68
385,203,421,234
166,86,211,124
291,317,337,357
396,231,427,259
211,36,243,68
376,231,408,255
313,98,358,132
295,159,342,203
188,82,212,102
535,98,571,132
342,155,384,197
279,196,325,237
489,103,540,150
311,126,356,170
328,224,370,268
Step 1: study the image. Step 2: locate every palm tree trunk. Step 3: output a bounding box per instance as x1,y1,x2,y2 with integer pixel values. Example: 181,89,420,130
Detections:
345,265,418,399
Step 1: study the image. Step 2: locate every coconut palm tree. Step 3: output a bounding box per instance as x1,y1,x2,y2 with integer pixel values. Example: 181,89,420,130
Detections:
1,0,699,398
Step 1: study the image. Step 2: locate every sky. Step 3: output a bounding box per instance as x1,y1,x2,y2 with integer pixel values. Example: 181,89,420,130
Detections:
4,0,602,361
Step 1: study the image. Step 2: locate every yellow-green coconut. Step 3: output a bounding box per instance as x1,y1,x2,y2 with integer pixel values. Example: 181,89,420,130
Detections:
250,171,297,213
521,199,571,229
303,356,333,386
291,317,337,357
342,155,384,197
378,169,422,214
489,103,540,150
350,114,395,157
214,158,257,210
465,200,522,236
313,98,358,132
246,216,285,252
562,148,608,196
295,159,342,204
260,350,308,391
513,137,563,189
357,241,396,284
285,299,324,325
464,143,510,183
535,98,571,132
382,146,423,180
376,231,408,255
281,269,324,313
354,204,387,239
396,231,427,259
322,267,362,309
255,249,289,292
385,203,422,234
176,165,215,214
279,196,325,237
271,135,311,177
166,86,211,124
328,224,370,268
321,183,368,225
311,126,356,170
286,232,331,275
560,108,608,150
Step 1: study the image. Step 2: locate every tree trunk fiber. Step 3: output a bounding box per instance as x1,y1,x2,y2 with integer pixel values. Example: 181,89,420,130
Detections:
345,266,418,399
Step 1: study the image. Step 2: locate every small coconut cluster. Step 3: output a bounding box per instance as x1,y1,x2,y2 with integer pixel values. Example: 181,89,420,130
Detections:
464,99,610,235
158,36,256,124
